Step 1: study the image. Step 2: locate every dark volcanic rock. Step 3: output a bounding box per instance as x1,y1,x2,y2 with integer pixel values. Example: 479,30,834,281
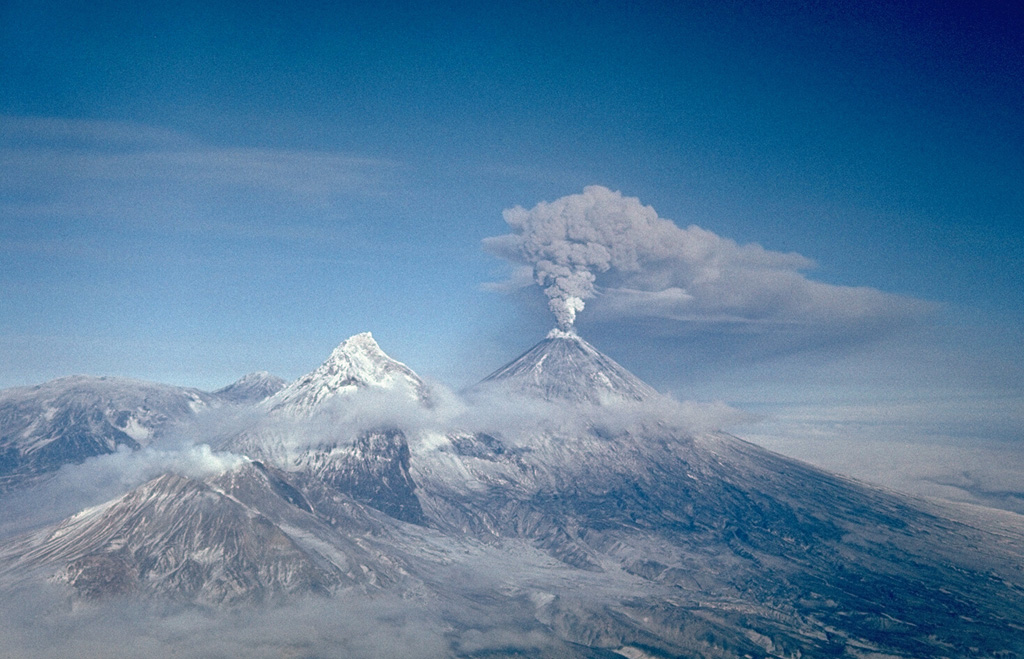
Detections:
296,429,427,526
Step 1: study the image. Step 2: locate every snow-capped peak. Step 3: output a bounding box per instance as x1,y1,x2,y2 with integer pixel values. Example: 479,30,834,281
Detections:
475,330,659,404
265,333,426,414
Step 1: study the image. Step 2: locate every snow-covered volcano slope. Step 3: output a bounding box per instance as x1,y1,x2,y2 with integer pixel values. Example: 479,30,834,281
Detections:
475,328,659,404
266,332,427,415
212,371,287,404
2,331,1023,658
416,331,1024,657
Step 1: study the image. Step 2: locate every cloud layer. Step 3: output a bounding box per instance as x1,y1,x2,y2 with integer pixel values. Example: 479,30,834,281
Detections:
732,394,1024,515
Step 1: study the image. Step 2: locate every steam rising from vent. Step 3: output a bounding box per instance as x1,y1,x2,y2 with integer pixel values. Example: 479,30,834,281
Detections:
483,185,667,330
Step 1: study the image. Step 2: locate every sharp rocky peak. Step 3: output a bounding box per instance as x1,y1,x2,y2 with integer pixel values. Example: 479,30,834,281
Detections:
265,332,426,414
476,327,660,404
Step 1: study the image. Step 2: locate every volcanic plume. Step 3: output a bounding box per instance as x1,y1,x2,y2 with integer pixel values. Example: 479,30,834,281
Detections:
483,185,928,340
482,185,673,330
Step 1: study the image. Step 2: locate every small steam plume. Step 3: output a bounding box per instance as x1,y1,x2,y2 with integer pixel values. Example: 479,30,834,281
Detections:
483,185,668,330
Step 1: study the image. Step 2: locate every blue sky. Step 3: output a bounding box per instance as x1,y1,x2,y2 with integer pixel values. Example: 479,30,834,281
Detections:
2,1,1022,494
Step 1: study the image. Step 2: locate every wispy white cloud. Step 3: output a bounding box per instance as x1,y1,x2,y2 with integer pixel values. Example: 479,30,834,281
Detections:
0,439,248,540
0,115,188,148
0,115,400,232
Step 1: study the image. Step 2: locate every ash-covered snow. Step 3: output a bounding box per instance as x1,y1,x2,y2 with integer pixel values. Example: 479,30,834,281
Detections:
475,328,659,404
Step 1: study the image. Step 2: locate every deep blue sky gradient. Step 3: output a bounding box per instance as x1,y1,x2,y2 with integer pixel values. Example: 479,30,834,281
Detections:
2,0,1021,457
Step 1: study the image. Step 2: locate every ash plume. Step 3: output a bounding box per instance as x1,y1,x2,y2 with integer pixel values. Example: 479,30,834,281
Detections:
483,185,669,330
484,186,931,337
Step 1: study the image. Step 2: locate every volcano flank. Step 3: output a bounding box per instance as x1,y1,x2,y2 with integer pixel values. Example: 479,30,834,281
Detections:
1,332,1022,658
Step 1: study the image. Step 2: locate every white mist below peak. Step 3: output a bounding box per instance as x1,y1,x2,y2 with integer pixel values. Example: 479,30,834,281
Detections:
546,327,581,340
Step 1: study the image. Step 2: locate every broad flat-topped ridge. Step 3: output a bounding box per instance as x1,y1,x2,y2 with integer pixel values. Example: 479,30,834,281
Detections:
213,371,287,404
0,374,212,405
0,375,221,492
477,328,660,404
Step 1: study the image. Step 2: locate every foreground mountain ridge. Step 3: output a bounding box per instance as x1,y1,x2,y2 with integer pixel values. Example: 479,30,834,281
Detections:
1,331,1023,658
